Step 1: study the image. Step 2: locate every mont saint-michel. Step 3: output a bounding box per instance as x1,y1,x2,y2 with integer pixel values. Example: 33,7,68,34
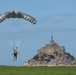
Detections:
24,36,76,66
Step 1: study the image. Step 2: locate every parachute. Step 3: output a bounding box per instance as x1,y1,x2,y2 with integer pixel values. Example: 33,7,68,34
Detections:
0,10,36,24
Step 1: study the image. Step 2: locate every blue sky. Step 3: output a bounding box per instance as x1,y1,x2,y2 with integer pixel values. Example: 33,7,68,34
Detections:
0,0,76,66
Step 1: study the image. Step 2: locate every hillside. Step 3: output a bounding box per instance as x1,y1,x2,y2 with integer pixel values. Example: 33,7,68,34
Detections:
24,36,76,66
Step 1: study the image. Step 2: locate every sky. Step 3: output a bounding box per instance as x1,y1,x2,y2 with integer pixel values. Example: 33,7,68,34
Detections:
0,0,76,66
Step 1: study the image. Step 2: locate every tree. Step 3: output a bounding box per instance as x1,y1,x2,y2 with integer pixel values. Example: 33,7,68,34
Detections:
65,52,75,60
33,55,39,60
50,55,55,59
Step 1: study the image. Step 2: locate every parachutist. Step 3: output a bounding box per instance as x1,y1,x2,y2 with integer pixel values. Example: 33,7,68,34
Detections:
12,50,19,61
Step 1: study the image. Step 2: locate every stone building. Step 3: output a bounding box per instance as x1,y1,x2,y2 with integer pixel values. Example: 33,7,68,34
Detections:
24,35,76,66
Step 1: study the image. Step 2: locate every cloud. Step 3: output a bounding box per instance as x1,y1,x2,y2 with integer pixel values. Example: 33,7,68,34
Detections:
38,13,76,24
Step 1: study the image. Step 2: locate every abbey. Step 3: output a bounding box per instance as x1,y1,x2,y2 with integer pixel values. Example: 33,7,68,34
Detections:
24,35,76,66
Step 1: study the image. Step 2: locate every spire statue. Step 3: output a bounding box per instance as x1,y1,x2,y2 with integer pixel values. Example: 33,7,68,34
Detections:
51,33,54,42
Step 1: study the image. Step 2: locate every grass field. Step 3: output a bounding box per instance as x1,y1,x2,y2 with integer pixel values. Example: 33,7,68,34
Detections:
0,66,76,75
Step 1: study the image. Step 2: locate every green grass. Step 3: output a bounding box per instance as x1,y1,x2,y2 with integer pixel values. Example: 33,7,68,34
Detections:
0,66,76,75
